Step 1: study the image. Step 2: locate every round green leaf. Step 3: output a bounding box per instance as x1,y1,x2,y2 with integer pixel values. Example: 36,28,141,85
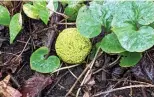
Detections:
23,4,39,19
111,1,154,28
9,13,22,44
76,1,117,38
120,52,142,67
112,1,154,27
100,33,125,53
112,1,154,52
0,5,10,26
76,2,103,38
30,47,60,73
111,1,134,28
113,25,154,52
135,1,154,25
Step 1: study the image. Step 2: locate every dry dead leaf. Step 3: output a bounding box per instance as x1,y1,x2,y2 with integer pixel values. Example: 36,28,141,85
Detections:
83,91,90,97
0,75,22,97
131,55,154,83
83,71,95,97
21,73,52,97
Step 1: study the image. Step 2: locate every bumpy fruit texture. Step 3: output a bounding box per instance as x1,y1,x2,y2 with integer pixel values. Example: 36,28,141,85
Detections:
55,28,92,64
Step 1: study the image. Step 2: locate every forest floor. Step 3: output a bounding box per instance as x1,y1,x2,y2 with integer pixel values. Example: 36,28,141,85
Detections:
1,1,154,97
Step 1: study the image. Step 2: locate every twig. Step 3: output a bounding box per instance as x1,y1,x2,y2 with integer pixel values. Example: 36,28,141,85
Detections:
107,56,121,68
36,27,54,34
49,9,68,19
0,52,18,56
93,56,120,75
9,74,20,88
52,64,80,74
16,37,31,60
54,11,69,19
57,22,76,25
106,79,152,85
76,47,101,97
65,64,90,97
47,71,69,95
68,68,78,80
92,84,154,97
129,81,133,96
17,40,31,44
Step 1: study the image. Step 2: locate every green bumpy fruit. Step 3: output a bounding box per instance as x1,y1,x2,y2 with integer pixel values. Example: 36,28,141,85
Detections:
55,28,92,64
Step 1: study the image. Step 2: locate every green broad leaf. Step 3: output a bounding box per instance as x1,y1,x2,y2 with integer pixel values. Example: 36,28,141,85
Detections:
30,47,60,73
113,25,154,52
120,52,142,67
64,3,82,21
100,33,125,53
33,1,50,24
23,4,39,19
60,0,83,5
76,2,103,38
39,8,50,25
33,1,47,9
111,1,154,52
9,13,22,44
112,1,154,27
0,5,10,26
135,1,154,25
111,1,134,28
76,1,117,38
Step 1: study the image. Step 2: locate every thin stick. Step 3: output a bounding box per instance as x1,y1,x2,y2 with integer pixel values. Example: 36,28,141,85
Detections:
107,56,121,67
76,47,101,97
16,37,31,59
47,71,69,95
65,65,90,97
106,79,152,85
52,64,80,74
57,22,76,25
36,27,54,34
93,56,120,74
0,52,18,56
49,9,68,19
17,40,31,44
9,74,20,88
68,68,78,80
93,84,154,97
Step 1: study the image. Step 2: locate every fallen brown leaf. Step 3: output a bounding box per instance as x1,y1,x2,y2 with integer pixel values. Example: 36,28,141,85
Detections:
21,73,52,97
0,75,22,97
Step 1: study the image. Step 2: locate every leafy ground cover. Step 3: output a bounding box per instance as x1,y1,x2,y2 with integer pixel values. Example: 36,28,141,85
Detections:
1,0,154,97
